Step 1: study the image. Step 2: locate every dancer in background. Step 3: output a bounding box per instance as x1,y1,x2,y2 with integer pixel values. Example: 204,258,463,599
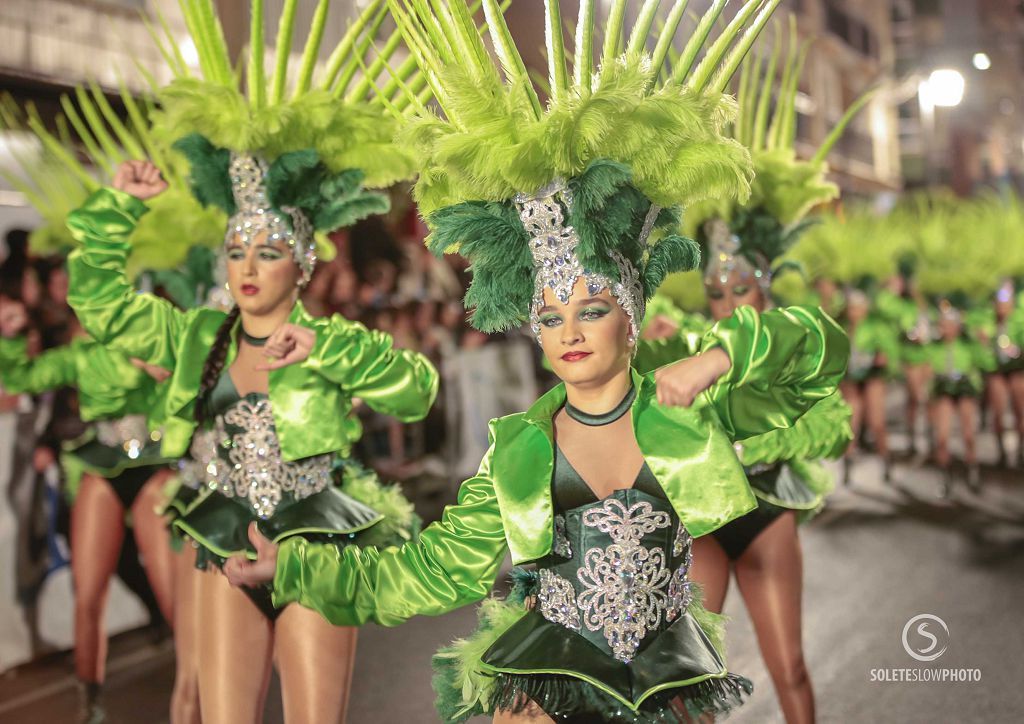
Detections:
65,2,437,721
635,26,859,721
0,300,175,724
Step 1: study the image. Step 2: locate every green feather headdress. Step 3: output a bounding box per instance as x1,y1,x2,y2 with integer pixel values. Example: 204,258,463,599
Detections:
145,0,427,282
690,17,874,286
389,0,783,334
0,87,224,301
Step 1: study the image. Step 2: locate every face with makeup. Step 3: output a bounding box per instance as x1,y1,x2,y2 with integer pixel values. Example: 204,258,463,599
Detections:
537,277,633,389
938,313,962,341
705,267,765,321
225,230,302,316
845,292,869,324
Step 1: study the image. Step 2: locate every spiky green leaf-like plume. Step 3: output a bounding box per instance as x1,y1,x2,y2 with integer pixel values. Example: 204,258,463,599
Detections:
388,0,782,332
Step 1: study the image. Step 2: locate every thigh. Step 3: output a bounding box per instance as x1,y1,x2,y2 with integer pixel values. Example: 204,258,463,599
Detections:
734,512,805,661
195,567,274,724
689,533,731,614
864,379,888,427
274,603,359,724
71,474,126,601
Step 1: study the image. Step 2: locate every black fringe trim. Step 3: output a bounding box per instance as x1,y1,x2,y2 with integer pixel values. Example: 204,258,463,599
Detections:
493,671,752,722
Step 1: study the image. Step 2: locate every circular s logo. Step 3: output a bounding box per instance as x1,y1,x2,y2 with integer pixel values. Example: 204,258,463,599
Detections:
902,614,949,662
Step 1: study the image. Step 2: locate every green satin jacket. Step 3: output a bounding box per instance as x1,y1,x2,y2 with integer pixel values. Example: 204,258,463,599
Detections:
272,304,848,627
65,187,440,460
0,335,157,421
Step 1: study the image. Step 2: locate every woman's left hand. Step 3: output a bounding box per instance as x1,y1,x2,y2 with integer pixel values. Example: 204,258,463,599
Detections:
654,347,731,407
224,522,279,588
256,324,316,370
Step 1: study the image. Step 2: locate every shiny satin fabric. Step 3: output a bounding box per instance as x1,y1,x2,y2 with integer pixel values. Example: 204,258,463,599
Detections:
65,187,439,461
849,315,902,378
274,305,848,626
0,335,157,421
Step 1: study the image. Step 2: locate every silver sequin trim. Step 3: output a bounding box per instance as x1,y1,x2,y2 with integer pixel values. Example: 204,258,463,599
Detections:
537,568,581,630
208,397,332,519
95,415,151,460
226,153,317,284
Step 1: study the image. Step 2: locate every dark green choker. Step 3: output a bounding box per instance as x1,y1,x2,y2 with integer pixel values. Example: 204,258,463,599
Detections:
240,328,270,347
565,384,636,427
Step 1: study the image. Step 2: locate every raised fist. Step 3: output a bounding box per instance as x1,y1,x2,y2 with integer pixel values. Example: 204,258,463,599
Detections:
113,160,168,200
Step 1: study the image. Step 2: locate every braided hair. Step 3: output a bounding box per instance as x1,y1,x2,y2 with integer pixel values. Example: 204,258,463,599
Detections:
194,306,240,426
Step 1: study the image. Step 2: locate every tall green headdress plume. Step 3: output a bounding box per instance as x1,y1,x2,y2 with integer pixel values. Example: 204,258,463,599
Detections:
146,0,426,285
0,87,223,297
691,16,874,293
907,192,1024,302
787,204,906,286
389,0,783,336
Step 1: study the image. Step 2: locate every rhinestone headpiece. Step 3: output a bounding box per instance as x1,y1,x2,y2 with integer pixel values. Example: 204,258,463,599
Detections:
225,153,317,285
513,180,645,340
702,218,768,292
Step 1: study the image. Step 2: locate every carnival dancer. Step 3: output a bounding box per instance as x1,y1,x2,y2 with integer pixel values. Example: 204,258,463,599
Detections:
225,2,849,722
64,1,437,720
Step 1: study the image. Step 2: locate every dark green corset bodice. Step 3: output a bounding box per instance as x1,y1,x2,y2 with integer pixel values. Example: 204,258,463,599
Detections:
535,447,694,665
196,372,335,519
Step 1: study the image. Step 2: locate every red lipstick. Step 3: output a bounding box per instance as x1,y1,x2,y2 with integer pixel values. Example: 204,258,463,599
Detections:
240,284,260,296
561,351,591,362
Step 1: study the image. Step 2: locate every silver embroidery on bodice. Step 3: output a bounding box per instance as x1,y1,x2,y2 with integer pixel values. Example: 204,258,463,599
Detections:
204,397,332,519
95,415,151,459
552,514,572,558
537,497,694,664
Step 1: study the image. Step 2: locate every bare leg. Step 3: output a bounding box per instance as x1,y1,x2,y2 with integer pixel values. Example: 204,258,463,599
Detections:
958,396,979,466
905,363,930,453
71,473,126,683
986,374,1009,463
130,468,176,624
274,604,359,724
734,512,813,724
931,397,954,469
864,378,890,463
195,568,273,724
170,545,201,724
689,534,732,614
1009,372,1024,464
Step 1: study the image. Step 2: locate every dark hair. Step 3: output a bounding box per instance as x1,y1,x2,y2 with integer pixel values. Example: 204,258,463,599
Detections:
194,306,240,426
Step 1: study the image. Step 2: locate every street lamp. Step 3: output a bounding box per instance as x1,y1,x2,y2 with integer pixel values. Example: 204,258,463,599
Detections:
923,69,965,107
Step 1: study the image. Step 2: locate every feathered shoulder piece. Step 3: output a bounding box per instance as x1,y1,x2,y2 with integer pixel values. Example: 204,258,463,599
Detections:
389,0,783,333
0,87,223,297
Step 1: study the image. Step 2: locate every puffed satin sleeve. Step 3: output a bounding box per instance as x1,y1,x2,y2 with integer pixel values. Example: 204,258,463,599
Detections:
0,336,76,393
66,188,186,369
701,305,849,441
273,436,507,626
303,317,439,422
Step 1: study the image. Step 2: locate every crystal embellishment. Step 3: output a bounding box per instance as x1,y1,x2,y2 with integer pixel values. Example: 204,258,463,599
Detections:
206,397,332,518
226,153,317,284
95,414,150,460
576,499,674,663
552,514,572,558
537,568,581,631
514,180,645,339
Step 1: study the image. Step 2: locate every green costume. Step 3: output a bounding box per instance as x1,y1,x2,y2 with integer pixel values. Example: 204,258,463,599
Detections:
0,335,171,503
927,337,988,398
272,304,847,719
66,187,438,613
